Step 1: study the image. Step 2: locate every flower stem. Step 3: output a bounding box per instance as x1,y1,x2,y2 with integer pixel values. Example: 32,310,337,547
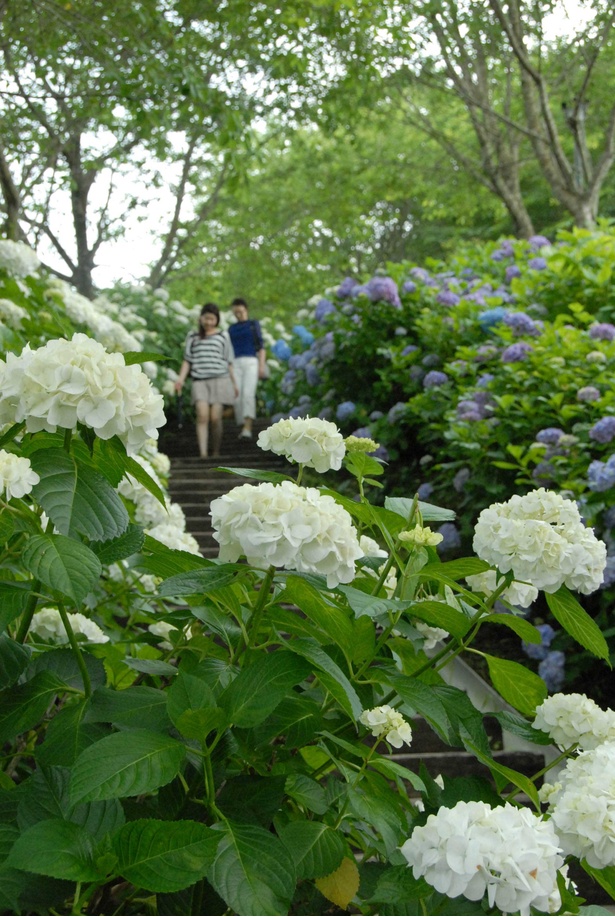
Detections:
233,566,276,661
15,580,41,643
57,601,92,698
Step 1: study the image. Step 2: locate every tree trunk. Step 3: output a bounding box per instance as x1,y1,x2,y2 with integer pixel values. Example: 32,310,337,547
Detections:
64,135,96,298
0,144,22,240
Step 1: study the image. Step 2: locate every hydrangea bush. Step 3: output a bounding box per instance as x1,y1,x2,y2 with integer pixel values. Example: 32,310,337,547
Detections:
264,225,615,698
1,360,615,915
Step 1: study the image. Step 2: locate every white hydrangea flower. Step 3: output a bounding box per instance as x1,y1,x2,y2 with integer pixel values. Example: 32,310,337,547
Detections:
534,693,615,750
0,450,39,499
473,488,606,594
401,800,563,913
542,741,615,868
147,521,201,555
465,569,539,609
414,620,448,650
0,298,28,329
30,607,109,643
210,480,363,588
0,334,165,453
399,526,444,547
257,416,346,472
148,620,191,649
360,705,412,748
0,240,40,278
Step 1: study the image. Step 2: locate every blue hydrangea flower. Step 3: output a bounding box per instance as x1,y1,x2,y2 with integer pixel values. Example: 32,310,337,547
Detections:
536,427,564,444
288,404,309,418
369,410,384,421
395,326,408,336
478,306,508,330
317,406,333,420
589,417,615,444
314,298,336,322
503,312,542,336
436,290,460,307
577,386,601,403
528,257,547,270
532,461,556,484
499,239,515,257
364,276,401,308
491,250,505,262
589,323,615,341
409,366,425,382
601,553,615,588
417,482,434,500
422,353,441,368
305,364,321,386
293,324,314,346
289,352,309,370
280,370,297,395
522,624,556,661
336,401,356,422
272,339,292,361
423,370,449,389
538,650,566,693
409,267,431,283
401,344,418,357
436,522,461,553
477,373,494,387
501,342,533,362
456,400,483,422
402,280,417,294
453,467,470,492
588,456,615,492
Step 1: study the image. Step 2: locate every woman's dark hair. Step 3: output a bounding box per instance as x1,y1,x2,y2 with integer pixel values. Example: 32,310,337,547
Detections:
198,302,220,337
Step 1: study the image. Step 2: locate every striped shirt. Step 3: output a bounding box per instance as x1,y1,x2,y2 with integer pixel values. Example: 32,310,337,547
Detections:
184,331,234,379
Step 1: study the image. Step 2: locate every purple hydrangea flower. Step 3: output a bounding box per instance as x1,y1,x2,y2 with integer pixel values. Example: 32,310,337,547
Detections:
589,323,615,342
337,277,356,298
505,265,522,283
500,239,515,257
364,276,401,308
491,250,505,262
528,257,547,270
453,467,470,492
436,522,461,553
436,290,460,307
478,306,508,330
423,370,449,389
402,280,417,294
280,370,297,395
289,352,309,370
456,401,483,422
503,312,542,336
501,342,533,362
477,373,494,387
522,624,556,661
588,456,615,492
314,298,336,322
272,339,292,361
409,267,431,283
601,553,615,588
417,482,434,500
604,506,615,529
422,353,441,368
305,364,321,386
536,428,564,445
539,650,566,693
474,344,498,362
369,410,384,421
529,235,550,250
532,461,556,484
401,344,418,357
409,366,425,382
317,406,333,420
589,417,615,444
336,401,356,422
577,386,601,403
288,404,309,418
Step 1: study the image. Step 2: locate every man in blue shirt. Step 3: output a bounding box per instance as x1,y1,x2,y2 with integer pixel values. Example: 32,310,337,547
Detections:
228,298,267,439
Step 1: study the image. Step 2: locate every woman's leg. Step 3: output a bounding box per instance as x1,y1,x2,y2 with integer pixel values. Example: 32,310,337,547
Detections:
210,402,223,456
238,357,259,437
195,400,210,458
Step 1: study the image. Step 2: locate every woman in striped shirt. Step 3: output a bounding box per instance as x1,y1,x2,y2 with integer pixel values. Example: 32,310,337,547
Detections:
175,303,238,458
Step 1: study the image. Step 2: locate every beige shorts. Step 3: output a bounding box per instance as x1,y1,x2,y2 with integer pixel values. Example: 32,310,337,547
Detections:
191,375,235,405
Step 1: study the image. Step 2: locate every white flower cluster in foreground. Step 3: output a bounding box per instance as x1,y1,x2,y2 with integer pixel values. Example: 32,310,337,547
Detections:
257,416,346,472
0,451,39,500
473,488,606,594
48,279,143,354
360,705,412,748
465,569,538,609
30,607,109,644
210,480,362,587
534,692,615,751
401,800,563,914
0,334,165,453
541,741,615,868
0,240,40,278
